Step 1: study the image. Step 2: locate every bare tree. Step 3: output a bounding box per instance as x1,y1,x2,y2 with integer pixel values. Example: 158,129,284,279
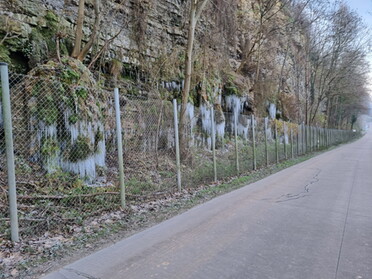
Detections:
179,0,210,155
71,0,101,61
306,3,369,127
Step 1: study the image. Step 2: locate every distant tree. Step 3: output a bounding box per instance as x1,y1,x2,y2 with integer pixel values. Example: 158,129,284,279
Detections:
306,3,370,127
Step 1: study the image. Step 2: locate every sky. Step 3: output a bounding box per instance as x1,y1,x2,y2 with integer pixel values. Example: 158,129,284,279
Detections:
345,0,372,98
346,0,372,26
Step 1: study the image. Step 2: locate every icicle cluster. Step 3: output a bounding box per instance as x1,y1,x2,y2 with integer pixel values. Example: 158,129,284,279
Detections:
31,108,106,182
269,103,276,119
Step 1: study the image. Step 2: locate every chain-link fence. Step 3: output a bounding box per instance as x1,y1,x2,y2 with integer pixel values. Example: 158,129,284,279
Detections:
0,63,358,243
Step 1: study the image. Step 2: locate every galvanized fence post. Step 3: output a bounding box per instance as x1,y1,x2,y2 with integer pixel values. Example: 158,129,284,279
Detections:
319,127,321,148
275,121,279,164
290,126,294,159
172,99,182,191
302,124,306,154
313,127,316,150
309,126,312,152
234,112,240,174
251,115,257,170
297,124,300,156
0,63,19,242
264,117,269,167
114,88,126,208
284,122,287,160
211,106,217,182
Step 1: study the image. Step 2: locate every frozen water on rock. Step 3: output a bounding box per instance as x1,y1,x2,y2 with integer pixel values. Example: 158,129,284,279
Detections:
225,95,243,120
225,95,250,139
269,103,276,119
216,122,225,139
162,80,184,92
31,108,106,181
200,104,212,133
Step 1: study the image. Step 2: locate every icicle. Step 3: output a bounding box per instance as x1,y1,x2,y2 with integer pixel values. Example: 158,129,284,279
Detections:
200,104,212,133
95,122,106,167
60,108,107,180
186,103,196,146
216,122,225,139
225,95,250,139
269,103,276,119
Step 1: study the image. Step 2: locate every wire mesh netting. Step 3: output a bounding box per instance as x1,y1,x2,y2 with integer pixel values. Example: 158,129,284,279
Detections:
0,70,358,241
121,98,178,195
0,72,183,239
0,72,122,238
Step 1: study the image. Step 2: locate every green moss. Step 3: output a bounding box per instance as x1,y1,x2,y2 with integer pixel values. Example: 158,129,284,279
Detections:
69,135,93,162
38,106,59,125
41,137,59,157
0,45,11,64
31,81,61,124
94,131,104,152
61,68,80,84
68,114,79,124
45,11,59,23
61,95,75,110
224,82,239,95
126,87,140,96
75,87,88,100
25,11,60,67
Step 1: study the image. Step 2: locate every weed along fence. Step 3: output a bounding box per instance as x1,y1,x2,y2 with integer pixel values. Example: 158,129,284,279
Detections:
0,63,358,242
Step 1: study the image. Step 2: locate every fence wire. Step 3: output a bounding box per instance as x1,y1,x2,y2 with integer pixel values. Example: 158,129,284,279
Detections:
0,70,358,242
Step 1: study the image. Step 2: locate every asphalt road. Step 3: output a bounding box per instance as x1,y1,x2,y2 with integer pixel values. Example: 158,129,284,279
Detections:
43,131,372,279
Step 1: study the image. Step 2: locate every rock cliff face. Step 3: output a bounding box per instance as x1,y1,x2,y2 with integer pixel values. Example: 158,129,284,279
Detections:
0,0,187,69
0,0,312,181
0,0,307,120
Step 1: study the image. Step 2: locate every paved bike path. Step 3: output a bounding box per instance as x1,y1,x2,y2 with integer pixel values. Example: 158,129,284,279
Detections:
43,131,372,279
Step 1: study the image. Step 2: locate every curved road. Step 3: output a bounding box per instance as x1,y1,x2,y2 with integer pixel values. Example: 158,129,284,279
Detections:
43,131,372,279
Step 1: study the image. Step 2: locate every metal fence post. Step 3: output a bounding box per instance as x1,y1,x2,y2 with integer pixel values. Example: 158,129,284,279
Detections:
114,88,126,208
290,127,294,159
309,126,312,152
251,115,256,170
234,112,240,174
172,99,182,191
297,124,300,156
284,122,287,160
275,121,279,164
0,63,19,242
264,117,269,166
302,124,305,154
211,106,217,182
319,127,322,148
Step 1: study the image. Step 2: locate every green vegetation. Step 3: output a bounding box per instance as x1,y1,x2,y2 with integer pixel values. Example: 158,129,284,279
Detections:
127,177,157,195
0,45,11,64
68,113,79,124
61,68,80,84
69,135,93,162
41,137,59,157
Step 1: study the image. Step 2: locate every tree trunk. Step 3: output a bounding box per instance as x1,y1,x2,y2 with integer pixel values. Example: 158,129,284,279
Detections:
178,0,209,157
71,0,85,58
77,0,100,61
179,4,196,156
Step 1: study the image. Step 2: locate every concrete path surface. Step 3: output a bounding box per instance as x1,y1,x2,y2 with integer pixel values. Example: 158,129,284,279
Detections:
42,131,372,279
